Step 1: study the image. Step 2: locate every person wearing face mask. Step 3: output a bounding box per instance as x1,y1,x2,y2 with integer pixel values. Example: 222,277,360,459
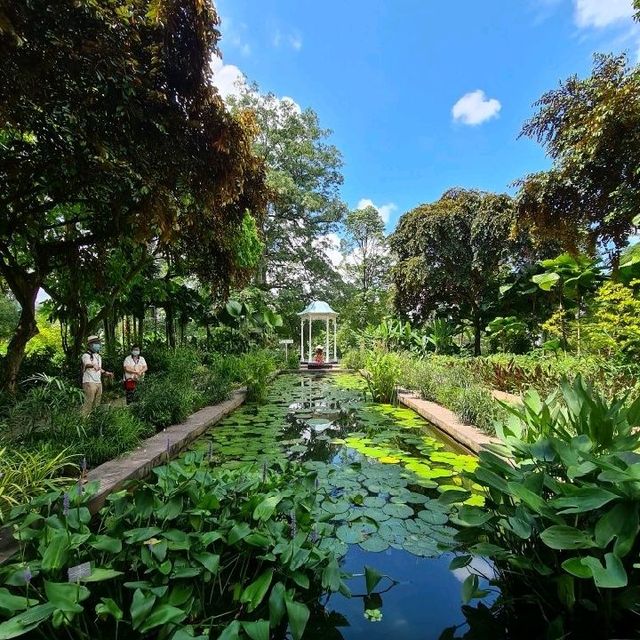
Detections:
122,345,148,404
81,335,113,415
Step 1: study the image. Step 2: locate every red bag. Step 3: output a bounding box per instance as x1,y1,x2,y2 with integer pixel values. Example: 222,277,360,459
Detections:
123,378,137,392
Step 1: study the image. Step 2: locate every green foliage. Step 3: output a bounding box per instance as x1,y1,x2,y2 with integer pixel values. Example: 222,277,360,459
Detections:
0,447,76,523
391,188,516,355
519,54,640,254
581,280,640,360
456,378,640,638
132,375,203,430
231,350,278,403
454,385,501,435
234,210,265,270
362,353,402,404
340,348,366,371
0,293,19,342
0,456,346,639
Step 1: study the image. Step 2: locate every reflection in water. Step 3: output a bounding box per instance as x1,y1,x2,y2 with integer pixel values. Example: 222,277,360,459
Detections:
193,373,496,639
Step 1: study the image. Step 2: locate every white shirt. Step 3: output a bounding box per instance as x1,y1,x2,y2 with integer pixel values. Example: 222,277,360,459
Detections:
123,355,147,380
82,352,102,384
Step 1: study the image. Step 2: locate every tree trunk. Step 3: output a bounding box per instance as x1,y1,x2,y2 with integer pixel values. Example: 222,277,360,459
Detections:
2,289,39,393
473,310,482,357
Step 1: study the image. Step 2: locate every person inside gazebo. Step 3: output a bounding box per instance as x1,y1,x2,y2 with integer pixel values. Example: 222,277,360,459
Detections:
313,345,325,364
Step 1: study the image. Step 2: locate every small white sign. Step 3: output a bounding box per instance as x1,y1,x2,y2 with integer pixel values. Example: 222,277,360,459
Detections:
68,562,91,582
279,339,294,345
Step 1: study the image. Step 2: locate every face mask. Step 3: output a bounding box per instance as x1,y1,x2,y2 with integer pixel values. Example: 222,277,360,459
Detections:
132,350,140,357
90,343,101,353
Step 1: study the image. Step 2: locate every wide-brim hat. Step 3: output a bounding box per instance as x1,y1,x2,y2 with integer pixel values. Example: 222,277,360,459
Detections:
315,345,324,351
87,335,100,344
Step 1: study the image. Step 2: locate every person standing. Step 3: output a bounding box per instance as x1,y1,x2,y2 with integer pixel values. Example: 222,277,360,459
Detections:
82,335,113,415
123,345,147,404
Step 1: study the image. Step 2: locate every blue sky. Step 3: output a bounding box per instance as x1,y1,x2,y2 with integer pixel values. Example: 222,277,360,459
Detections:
212,0,639,232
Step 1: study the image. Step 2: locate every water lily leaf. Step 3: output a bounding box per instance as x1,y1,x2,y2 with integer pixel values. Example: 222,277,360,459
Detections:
382,503,413,519
417,510,449,525
359,537,389,553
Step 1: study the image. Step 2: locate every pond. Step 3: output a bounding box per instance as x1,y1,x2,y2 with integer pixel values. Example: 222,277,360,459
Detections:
191,373,495,639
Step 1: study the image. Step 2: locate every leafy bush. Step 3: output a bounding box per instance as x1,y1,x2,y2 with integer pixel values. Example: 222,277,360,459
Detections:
0,446,77,522
452,384,502,435
82,406,154,466
0,455,348,639
232,349,278,403
362,352,402,403
340,347,366,371
453,377,640,639
131,374,202,429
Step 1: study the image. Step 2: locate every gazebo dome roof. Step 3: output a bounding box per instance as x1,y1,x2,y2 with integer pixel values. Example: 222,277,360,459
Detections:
297,300,337,316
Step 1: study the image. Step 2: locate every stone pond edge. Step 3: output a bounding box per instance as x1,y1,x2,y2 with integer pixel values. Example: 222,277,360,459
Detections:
397,392,499,455
0,388,248,563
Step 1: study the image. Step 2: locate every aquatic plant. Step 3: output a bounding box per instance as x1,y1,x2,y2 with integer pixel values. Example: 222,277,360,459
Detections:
0,455,349,639
453,377,640,639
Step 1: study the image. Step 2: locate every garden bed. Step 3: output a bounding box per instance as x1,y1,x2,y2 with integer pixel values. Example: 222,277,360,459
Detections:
0,388,247,563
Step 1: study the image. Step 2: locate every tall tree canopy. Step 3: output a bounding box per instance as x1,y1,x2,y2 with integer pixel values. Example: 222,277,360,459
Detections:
391,188,515,355
0,0,266,390
338,205,391,330
517,54,640,260
227,86,346,302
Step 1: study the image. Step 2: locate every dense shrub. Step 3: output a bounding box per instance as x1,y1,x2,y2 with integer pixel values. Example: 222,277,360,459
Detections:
362,352,402,403
230,349,278,403
398,355,503,434
340,347,366,371
131,374,203,429
455,378,640,639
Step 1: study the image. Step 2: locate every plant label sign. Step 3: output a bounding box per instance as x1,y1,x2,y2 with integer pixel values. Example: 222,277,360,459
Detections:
68,561,91,582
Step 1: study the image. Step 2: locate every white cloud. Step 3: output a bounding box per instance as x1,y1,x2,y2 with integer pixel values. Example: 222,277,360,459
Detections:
211,56,246,99
452,90,502,126
289,33,303,50
356,198,398,225
574,0,634,28
221,15,252,57
315,233,343,269
273,28,303,51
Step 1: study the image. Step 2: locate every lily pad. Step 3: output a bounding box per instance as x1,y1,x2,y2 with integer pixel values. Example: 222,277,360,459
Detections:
382,503,414,519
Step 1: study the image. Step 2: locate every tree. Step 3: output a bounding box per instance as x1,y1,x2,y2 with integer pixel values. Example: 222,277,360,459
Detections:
532,253,601,354
339,205,391,330
226,86,346,304
0,0,266,390
390,188,515,355
517,55,640,261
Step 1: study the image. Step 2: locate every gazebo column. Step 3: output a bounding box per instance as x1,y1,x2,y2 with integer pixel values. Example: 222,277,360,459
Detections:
308,317,312,362
325,317,329,363
334,318,337,362
300,318,304,363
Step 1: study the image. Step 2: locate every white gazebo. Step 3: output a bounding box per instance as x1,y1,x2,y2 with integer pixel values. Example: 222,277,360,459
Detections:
298,301,338,364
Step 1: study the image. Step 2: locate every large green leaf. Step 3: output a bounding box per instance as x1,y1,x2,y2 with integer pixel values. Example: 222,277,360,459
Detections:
0,603,56,639
40,530,70,570
139,604,186,634
268,582,286,628
130,589,156,631
552,487,619,515
594,502,639,557
540,525,596,550
241,620,270,640
284,595,310,640
240,569,274,612
364,565,383,595
252,495,282,521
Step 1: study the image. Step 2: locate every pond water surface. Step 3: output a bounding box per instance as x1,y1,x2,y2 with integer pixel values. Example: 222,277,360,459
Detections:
192,373,495,639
